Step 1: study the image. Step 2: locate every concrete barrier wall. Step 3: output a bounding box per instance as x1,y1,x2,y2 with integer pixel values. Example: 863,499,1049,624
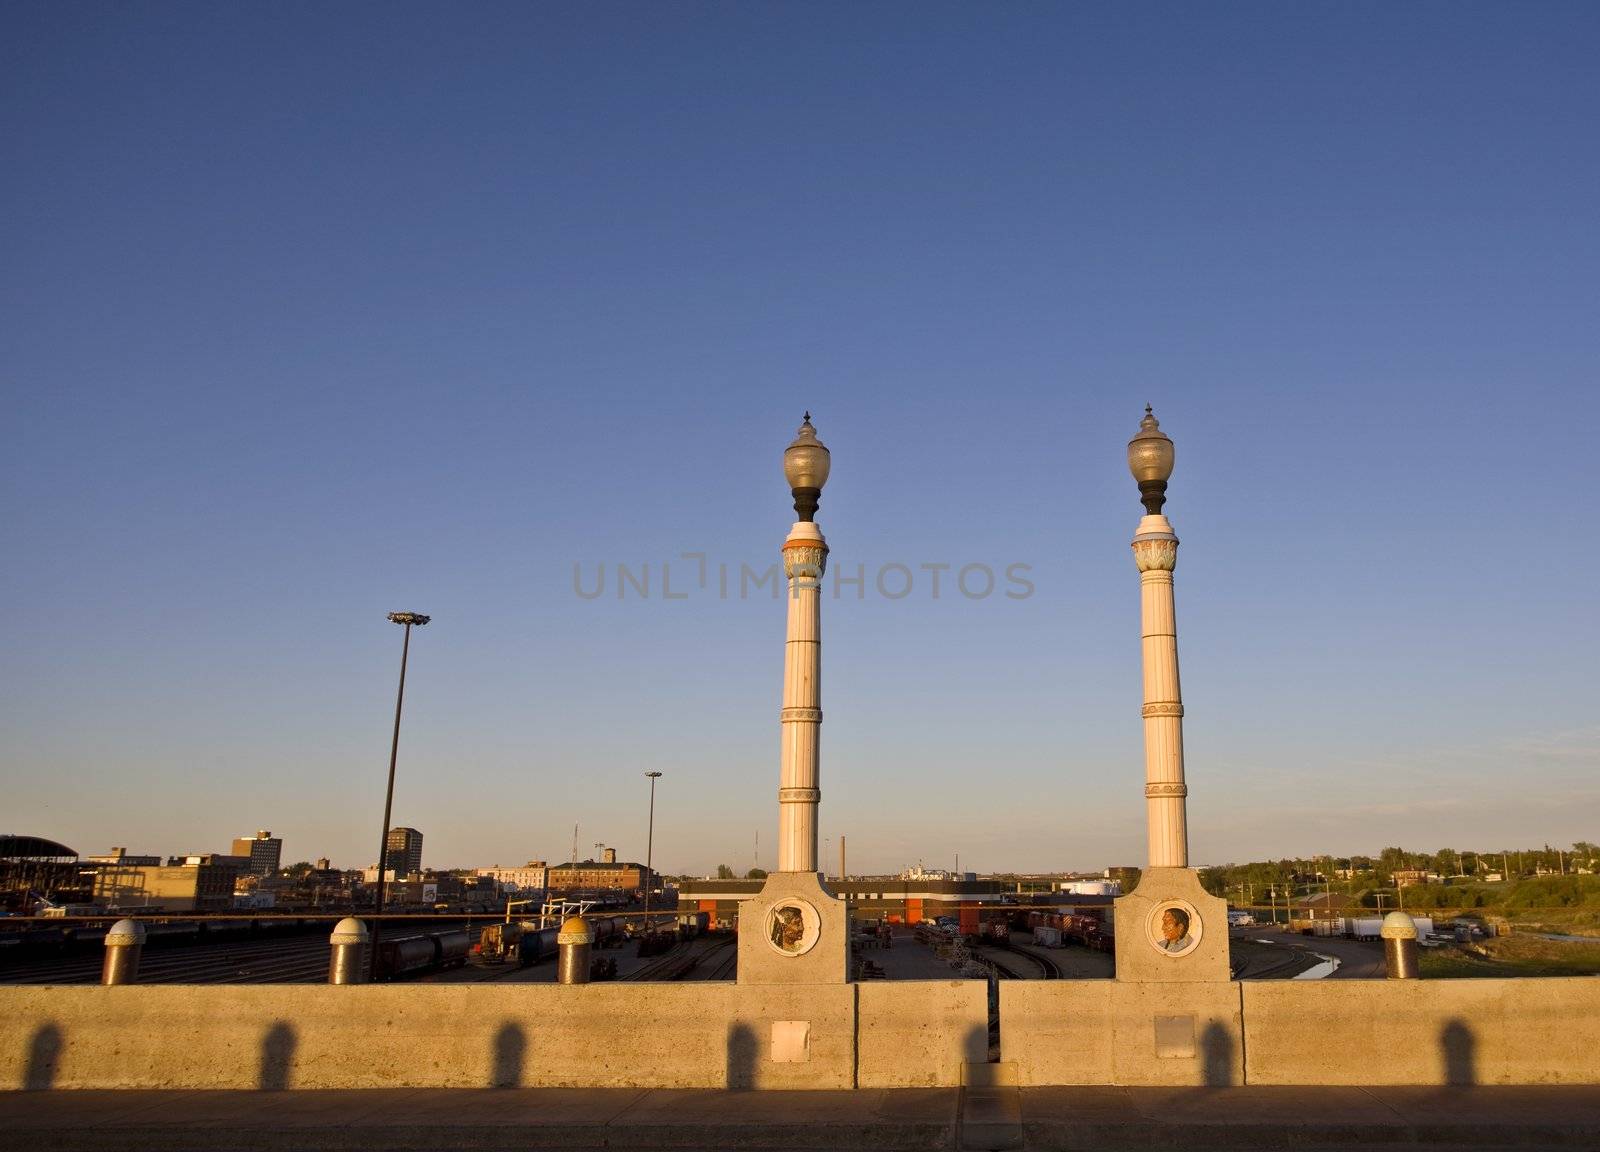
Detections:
1241,978,1600,1085
1000,980,1244,1086
1002,978,1600,1087
10,977,1597,1090
2,984,855,1091
857,980,987,1088
2,980,986,1091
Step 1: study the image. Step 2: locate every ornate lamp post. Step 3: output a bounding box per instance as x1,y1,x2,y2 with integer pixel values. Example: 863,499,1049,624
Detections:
736,413,848,987
778,413,830,873
1128,408,1187,869
1113,407,1233,992
370,611,429,981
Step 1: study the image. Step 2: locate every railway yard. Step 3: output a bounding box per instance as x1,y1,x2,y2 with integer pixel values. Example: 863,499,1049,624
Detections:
0,917,1367,985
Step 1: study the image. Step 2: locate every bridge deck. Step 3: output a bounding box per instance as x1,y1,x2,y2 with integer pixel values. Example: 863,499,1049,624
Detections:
3,1084,1599,1151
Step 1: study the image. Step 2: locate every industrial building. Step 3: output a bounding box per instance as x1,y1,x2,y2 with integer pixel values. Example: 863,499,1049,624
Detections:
546,859,656,895
231,831,283,876
91,860,239,912
677,875,1115,930
0,835,89,913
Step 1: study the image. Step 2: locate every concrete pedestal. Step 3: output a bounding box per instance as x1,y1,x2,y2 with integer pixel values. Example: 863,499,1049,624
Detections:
1113,867,1230,983
736,871,849,985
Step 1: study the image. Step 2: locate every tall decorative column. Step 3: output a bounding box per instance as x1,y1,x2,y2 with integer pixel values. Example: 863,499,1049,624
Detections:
1129,407,1188,868
778,512,826,873
739,414,849,992
1114,407,1233,1000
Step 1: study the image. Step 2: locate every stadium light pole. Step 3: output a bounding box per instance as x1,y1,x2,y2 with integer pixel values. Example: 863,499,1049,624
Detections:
643,772,663,933
370,611,430,981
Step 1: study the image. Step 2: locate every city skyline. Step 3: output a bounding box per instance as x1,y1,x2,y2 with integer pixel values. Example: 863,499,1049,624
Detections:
4,6,1597,874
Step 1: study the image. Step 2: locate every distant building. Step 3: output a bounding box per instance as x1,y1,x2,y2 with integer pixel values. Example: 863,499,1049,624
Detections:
1392,870,1440,889
231,831,283,876
602,847,617,864
84,847,161,867
1057,879,1122,896
546,860,656,894
476,861,548,891
94,861,238,912
0,835,90,913
167,853,252,872
385,827,423,878
677,875,1099,931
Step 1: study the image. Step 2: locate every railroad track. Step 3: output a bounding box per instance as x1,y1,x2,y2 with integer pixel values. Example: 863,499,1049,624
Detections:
622,939,698,981
700,937,737,980
0,933,334,985
1007,940,1063,979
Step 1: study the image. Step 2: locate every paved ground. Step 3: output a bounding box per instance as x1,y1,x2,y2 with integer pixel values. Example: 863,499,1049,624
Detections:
4,1085,1600,1151
1241,926,1388,978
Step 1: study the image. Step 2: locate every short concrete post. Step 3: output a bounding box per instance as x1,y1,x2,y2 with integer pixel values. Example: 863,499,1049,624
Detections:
557,916,593,985
328,917,370,984
101,919,145,985
1381,910,1419,979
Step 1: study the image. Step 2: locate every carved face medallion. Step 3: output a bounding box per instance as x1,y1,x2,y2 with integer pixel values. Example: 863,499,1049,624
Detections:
1147,900,1202,958
765,898,821,956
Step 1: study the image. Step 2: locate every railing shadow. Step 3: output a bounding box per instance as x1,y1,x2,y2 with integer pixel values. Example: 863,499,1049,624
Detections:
727,1022,757,1089
259,1021,297,1090
1441,1018,1477,1086
492,1021,526,1087
1200,1019,1236,1087
24,1023,63,1090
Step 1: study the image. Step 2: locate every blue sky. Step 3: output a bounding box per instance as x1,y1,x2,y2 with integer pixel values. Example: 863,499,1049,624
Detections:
3,3,1597,875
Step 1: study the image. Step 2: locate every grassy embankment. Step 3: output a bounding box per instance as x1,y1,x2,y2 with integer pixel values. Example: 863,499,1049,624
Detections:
1381,875,1600,935
1420,933,1600,978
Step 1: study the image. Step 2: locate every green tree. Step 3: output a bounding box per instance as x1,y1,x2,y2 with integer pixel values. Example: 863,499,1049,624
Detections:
746,868,768,880
716,864,735,880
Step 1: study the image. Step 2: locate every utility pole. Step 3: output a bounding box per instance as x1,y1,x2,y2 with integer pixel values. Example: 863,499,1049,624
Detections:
369,611,429,983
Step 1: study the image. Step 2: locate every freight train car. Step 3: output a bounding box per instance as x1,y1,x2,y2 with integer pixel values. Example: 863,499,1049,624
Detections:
375,928,473,980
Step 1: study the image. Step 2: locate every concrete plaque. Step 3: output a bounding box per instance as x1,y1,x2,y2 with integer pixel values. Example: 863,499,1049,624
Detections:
770,1020,811,1063
1154,1014,1196,1058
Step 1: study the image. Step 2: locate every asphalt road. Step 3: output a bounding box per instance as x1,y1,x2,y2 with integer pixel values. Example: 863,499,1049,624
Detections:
1243,925,1387,978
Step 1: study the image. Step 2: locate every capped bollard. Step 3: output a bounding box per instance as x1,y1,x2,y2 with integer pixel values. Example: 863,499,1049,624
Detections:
557,916,593,985
328,917,370,984
102,919,145,985
1381,910,1420,979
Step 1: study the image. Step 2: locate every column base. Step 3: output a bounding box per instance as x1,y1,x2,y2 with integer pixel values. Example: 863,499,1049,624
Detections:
1114,867,1232,982
737,871,849,985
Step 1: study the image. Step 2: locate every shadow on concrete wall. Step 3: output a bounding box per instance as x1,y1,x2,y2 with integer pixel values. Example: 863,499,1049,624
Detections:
1200,1020,1235,1087
259,1021,297,1090
1441,1018,1477,1086
492,1021,526,1088
726,1022,757,1089
966,1022,990,1069
24,1023,63,1090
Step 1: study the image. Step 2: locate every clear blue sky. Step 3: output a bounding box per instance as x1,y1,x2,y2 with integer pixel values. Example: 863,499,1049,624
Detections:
3,3,1596,876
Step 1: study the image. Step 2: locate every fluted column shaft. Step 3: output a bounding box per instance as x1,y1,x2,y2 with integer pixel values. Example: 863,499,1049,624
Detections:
1133,514,1188,868
778,521,827,873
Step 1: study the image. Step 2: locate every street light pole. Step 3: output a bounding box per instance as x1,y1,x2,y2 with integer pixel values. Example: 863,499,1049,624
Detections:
370,611,429,982
643,771,663,935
